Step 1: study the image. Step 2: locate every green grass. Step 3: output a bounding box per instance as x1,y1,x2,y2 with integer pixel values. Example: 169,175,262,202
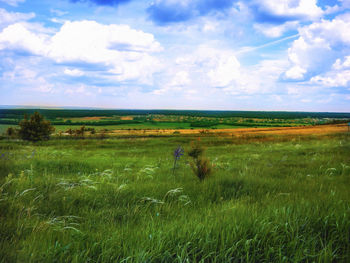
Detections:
0,133,349,262
0,124,12,134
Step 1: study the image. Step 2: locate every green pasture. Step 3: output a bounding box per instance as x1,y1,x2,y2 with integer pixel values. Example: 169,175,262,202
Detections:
2,121,308,135
0,133,349,262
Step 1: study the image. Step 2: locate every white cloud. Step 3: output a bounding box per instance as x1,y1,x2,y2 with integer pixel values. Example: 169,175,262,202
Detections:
285,14,350,81
169,45,288,96
153,70,190,94
49,21,161,60
324,0,350,15
65,85,93,96
0,23,49,55
176,46,241,88
285,65,306,80
64,68,84,77
34,77,54,93
2,63,54,93
332,56,350,70
169,71,190,88
50,9,68,17
254,21,299,38
0,20,163,84
311,70,350,88
252,0,323,21
0,8,35,29
0,0,25,7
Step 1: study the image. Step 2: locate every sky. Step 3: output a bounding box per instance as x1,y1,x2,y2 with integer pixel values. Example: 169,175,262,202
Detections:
0,0,350,111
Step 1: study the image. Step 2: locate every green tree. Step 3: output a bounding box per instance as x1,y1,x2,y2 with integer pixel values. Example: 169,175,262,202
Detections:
18,112,55,141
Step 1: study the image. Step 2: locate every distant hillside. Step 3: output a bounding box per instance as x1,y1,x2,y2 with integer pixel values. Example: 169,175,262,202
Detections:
0,108,350,120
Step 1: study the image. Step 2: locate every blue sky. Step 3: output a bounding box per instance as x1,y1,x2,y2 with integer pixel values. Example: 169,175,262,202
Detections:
0,0,350,111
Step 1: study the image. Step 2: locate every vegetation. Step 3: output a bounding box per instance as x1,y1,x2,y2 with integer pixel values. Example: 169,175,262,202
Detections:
5,127,16,139
0,132,349,262
2,108,350,119
18,112,55,141
1,109,349,131
188,141,212,181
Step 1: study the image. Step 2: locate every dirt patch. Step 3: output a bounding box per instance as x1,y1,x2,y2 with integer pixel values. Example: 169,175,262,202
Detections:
120,116,134,120
82,117,105,120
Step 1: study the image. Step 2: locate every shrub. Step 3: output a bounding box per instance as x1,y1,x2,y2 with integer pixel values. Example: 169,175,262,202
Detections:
75,126,86,138
66,128,74,136
5,127,17,139
18,112,55,141
188,142,204,159
190,157,212,181
188,142,213,181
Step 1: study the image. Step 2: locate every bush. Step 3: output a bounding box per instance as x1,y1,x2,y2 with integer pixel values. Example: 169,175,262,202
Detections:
74,126,86,138
190,157,212,181
5,127,17,139
188,141,213,181
18,112,55,141
188,142,204,159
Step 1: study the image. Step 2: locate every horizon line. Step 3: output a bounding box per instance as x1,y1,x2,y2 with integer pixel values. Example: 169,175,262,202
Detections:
0,105,349,114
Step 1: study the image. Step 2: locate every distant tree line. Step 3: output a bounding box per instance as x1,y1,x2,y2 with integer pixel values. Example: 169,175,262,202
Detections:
2,109,350,120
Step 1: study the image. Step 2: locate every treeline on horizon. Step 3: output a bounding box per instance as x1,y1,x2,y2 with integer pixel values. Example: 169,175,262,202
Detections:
1,109,350,120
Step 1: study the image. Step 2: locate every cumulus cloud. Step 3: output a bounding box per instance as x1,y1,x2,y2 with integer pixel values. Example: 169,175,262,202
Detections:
0,23,49,55
160,46,288,96
0,8,35,29
251,0,327,38
64,68,85,77
147,0,234,24
153,70,191,94
310,56,350,88
0,0,25,7
285,13,350,84
311,70,350,88
147,0,326,26
285,65,306,80
324,0,350,15
0,20,163,84
175,46,241,88
250,0,323,24
70,0,131,6
332,56,350,70
2,63,54,93
253,21,299,38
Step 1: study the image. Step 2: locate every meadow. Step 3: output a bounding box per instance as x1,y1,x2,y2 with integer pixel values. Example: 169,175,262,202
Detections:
2,109,350,133
1,131,349,262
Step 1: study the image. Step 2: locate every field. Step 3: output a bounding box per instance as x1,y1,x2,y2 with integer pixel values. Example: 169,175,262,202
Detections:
1,109,350,133
1,124,350,262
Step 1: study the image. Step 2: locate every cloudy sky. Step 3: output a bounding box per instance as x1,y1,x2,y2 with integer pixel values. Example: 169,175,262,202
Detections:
0,0,349,111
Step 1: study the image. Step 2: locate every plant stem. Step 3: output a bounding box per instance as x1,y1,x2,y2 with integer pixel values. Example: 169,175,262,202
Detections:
172,158,177,176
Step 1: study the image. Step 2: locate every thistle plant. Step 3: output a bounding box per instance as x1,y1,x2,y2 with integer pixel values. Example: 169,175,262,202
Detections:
172,146,184,176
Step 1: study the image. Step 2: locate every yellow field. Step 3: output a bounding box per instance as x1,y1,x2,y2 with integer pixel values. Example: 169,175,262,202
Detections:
107,124,348,137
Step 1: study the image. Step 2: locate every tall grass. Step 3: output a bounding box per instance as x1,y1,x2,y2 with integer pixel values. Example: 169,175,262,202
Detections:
0,133,349,262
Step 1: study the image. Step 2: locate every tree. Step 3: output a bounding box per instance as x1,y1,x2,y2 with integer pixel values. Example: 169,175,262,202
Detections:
18,112,55,141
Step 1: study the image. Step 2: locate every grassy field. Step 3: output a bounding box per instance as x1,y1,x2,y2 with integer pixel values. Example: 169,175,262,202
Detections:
3,109,349,132
1,131,350,262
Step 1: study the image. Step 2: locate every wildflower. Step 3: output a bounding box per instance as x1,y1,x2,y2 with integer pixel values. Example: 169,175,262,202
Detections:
174,146,184,160
172,146,184,176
